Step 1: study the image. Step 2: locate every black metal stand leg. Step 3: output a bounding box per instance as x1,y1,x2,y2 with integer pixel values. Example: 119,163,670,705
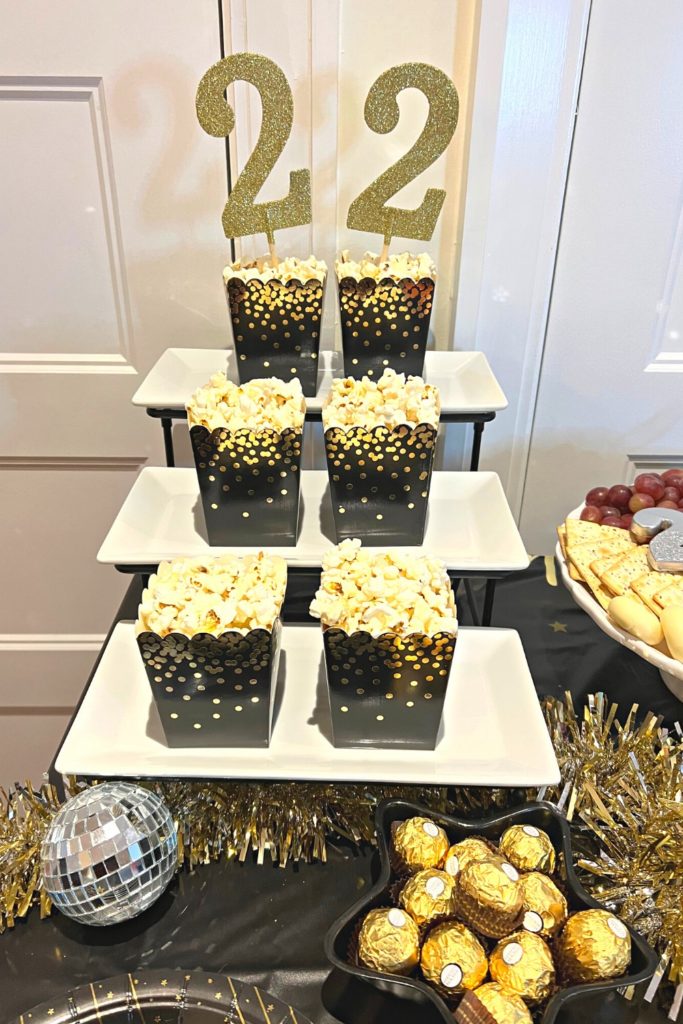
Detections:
463,580,481,626
482,579,497,626
161,417,175,467
470,421,485,471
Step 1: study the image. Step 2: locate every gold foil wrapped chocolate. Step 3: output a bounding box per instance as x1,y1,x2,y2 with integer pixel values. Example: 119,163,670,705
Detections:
455,858,523,938
443,836,494,878
472,982,533,1023
357,907,420,974
393,816,449,872
556,909,631,983
420,920,488,994
498,824,556,874
490,931,555,1004
399,868,455,927
519,871,567,939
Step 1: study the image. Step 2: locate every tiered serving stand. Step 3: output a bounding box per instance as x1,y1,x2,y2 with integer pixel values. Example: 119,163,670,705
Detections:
55,344,560,787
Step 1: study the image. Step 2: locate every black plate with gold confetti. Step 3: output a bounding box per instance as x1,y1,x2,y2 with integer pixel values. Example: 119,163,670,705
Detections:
325,799,658,1024
12,970,314,1024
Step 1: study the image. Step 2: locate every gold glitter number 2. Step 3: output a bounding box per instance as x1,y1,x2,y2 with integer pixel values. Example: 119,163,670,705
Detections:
347,63,459,244
196,53,311,242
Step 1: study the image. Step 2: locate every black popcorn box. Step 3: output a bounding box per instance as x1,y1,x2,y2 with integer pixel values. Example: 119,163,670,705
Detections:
324,423,438,544
337,274,435,378
137,620,282,748
325,799,659,1024
226,272,326,397
190,425,302,546
322,626,456,750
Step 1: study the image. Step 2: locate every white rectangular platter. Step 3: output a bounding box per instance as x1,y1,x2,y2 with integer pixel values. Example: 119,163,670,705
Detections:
56,623,559,785
131,348,508,415
97,469,529,572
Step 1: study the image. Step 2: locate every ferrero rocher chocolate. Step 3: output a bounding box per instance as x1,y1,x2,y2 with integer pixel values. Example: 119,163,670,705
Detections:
556,909,631,983
443,837,494,878
519,871,568,939
490,931,555,1004
357,907,420,975
399,868,455,927
420,920,488,995
393,816,449,872
472,982,533,1023
455,858,523,938
498,824,556,873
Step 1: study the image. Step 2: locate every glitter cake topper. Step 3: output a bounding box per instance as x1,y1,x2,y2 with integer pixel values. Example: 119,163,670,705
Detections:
347,63,459,245
196,53,311,244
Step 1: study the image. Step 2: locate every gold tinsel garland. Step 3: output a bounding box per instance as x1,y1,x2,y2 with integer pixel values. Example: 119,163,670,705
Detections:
0,694,680,1012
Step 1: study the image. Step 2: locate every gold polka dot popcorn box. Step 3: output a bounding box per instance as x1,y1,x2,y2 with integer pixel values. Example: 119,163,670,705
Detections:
335,251,435,378
224,256,327,397
310,543,457,749
135,554,286,748
322,369,440,545
186,375,305,547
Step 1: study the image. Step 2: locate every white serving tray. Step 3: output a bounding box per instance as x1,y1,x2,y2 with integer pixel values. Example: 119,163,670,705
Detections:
557,504,683,700
131,348,508,416
55,623,559,784
97,469,529,572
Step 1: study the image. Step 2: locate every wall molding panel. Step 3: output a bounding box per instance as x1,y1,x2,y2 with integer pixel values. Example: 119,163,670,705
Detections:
0,75,135,371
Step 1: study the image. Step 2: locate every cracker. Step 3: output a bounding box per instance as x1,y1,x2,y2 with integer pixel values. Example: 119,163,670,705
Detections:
600,546,651,597
590,554,625,593
565,518,631,548
567,543,621,609
631,572,677,615
558,525,581,580
654,578,683,610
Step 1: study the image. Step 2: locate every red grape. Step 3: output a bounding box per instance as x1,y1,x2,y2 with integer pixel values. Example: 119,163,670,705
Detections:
602,515,624,527
629,492,656,513
634,473,665,500
585,486,609,506
580,505,602,523
679,499,683,508
662,486,680,503
608,484,633,509
662,468,683,484
620,513,633,529
656,500,679,510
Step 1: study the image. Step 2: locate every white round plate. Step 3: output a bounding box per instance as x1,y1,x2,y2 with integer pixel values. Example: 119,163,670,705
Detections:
557,504,683,701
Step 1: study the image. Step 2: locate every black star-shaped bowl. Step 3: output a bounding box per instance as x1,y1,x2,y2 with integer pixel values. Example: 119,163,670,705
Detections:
325,799,658,1024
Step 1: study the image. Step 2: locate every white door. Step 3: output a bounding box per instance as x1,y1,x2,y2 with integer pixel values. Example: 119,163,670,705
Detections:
520,0,683,552
0,0,605,782
0,0,229,781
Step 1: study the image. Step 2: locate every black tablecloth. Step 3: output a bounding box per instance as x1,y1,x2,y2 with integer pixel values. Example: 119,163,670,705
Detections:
5,559,679,1023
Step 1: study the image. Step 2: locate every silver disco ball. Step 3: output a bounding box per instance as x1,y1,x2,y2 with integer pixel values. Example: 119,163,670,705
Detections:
41,782,177,926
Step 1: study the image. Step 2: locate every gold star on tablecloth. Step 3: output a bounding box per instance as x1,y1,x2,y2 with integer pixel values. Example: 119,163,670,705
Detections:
549,621,567,633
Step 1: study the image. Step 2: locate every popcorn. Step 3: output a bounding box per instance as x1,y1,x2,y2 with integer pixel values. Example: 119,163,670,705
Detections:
187,373,305,434
223,254,327,285
309,540,457,637
136,553,287,637
322,368,440,430
335,250,436,283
